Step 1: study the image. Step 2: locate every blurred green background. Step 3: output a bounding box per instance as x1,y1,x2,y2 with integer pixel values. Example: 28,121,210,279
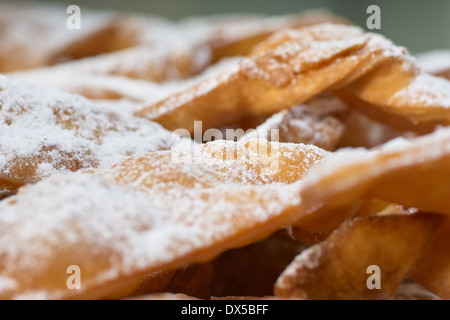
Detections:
39,0,450,53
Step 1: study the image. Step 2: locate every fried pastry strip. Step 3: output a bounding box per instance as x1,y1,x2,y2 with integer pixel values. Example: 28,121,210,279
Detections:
300,127,450,216
335,67,450,131
333,41,450,130
0,76,174,191
275,214,442,300
136,24,387,133
0,139,327,299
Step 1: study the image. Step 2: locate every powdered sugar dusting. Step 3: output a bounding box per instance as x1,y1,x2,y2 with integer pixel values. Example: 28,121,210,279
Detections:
241,24,368,82
0,75,174,185
390,73,450,110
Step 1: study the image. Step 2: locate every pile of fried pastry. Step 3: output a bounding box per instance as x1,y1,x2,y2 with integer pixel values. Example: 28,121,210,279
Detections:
1,2,450,300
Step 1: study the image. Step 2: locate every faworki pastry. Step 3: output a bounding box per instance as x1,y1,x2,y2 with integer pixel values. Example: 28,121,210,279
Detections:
1,1,450,300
